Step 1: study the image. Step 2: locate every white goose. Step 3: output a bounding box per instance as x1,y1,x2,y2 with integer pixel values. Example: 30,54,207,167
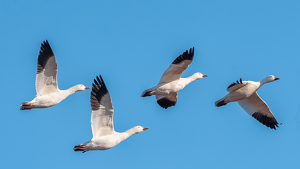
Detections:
74,75,148,152
20,40,89,110
141,47,207,109
215,75,280,130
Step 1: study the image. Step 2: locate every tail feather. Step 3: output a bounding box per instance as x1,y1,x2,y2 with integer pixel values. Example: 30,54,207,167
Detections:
20,101,33,110
215,98,227,107
141,89,153,97
74,144,87,153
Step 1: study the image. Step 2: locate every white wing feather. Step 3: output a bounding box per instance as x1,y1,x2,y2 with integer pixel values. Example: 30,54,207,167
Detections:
90,76,115,138
237,92,274,117
159,61,192,84
91,93,114,138
36,57,58,96
35,41,59,96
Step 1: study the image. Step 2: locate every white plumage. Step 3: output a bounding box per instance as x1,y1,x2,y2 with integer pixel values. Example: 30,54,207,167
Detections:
20,40,89,110
74,75,148,152
141,47,207,109
215,75,280,129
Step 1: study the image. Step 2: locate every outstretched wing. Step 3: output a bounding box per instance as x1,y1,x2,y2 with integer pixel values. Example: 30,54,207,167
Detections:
237,92,279,130
226,78,247,92
35,40,59,96
159,47,194,84
90,75,114,138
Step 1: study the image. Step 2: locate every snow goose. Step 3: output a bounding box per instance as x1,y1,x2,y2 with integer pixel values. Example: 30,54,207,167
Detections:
74,75,148,152
141,47,207,109
20,40,89,110
215,75,280,130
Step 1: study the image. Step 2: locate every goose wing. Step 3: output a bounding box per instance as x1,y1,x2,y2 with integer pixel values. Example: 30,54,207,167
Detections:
90,75,114,138
35,40,59,96
156,93,177,109
159,47,194,84
226,78,247,92
237,92,279,129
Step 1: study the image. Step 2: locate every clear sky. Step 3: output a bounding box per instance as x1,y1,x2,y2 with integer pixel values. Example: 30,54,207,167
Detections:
1,0,300,168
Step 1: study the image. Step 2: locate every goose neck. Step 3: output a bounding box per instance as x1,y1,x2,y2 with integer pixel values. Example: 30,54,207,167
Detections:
66,86,78,95
259,78,271,87
124,127,137,137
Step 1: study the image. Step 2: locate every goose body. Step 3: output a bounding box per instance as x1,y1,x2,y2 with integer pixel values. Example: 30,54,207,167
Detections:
215,75,280,129
141,47,207,109
78,131,137,151
74,76,148,152
20,40,89,110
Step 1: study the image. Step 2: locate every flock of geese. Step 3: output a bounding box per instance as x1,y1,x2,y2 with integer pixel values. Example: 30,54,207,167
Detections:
20,40,280,152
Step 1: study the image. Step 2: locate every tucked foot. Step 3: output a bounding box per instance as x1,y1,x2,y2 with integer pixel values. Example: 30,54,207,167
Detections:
215,100,227,107
20,102,33,110
142,91,153,97
74,145,86,152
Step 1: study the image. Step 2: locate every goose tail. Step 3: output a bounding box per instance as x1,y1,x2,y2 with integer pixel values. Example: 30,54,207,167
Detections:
141,89,154,97
20,101,33,110
215,98,227,107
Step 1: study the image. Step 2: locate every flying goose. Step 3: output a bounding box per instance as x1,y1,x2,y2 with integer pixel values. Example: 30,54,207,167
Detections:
20,40,89,110
74,75,148,152
215,75,280,130
141,47,207,109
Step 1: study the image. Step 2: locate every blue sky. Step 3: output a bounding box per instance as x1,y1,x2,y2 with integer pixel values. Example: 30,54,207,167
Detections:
1,0,300,168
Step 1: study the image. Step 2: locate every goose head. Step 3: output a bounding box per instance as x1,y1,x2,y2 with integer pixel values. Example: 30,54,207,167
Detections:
193,72,208,80
133,126,148,134
75,84,90,91
261,75,280,84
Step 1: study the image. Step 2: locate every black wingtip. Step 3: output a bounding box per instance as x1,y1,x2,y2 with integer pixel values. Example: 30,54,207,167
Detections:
157,98,176,109
92,75,107,92
191,47,194,55
41,40,51,50
172,47,195,64
252,112,279,130
90,75,109,111
43,40,49,45
37,40,55,73
227,78,243,89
